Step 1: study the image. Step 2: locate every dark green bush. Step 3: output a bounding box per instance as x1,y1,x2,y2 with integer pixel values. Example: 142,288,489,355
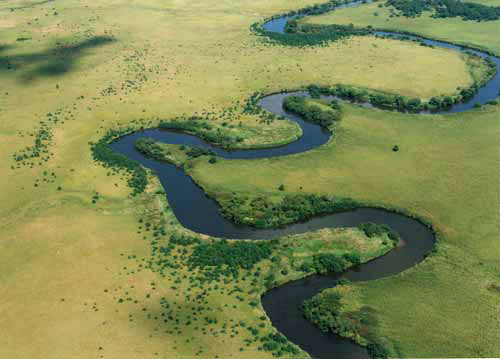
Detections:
283,95,341,128
252,0,371,48
312,253,350,274
366,341,390,359
303,292,387,357
220,193,360,229
387,0,500,21
159,118,240,147
342,252,361,266
187,240,277,281
359,222,400,243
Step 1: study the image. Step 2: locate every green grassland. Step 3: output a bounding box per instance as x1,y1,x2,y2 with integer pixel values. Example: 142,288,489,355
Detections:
189,101,500,357
1,0,500,358
305,0,500,54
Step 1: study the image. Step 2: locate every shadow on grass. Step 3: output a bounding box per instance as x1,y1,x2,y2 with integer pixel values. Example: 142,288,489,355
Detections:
0,35,116,82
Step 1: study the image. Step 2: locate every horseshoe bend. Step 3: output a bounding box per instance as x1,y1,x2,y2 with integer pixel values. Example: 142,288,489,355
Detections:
2,0,500,358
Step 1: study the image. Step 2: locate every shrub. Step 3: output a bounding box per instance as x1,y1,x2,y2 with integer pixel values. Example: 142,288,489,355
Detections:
359,222,400,243
220,193,361,229
283,95,340,128
387,0,500,22
312,253,350,273
187,239,276,281
366,341,390,359
342,251,361,266
158,118,239,147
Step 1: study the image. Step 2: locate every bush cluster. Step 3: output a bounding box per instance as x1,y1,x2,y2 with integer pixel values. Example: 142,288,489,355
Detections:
134,137,165,160
301,252,361,274
184,146,216,159
170,233,201,246
358,222,400,243
283,95,341,128
252,0,372,46
259,332,299,356
387,0,500,21
305,81,496,113
302,291,390,358
187,239,277,281
254,21,370,47
220,193,360,229
159,117,243,148
135,137,217,166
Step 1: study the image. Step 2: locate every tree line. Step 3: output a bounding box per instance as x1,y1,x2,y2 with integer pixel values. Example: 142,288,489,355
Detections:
359,222,400,244
135,137,216,162
254,20,370,47
220,193,361,229
305,79,496,112
299,252,361,273
187,239,277,282
283,95,342,128
251,0,373,47
302,290,391,358
387,0,500,21
159,117,243,148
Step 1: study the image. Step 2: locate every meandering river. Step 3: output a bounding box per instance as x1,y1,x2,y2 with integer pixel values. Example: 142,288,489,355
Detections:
109,3,500,357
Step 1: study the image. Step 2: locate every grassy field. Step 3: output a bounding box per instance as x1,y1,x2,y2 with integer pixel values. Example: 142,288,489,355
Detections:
190,102,500,357
1,0,499,358
305,0,500,54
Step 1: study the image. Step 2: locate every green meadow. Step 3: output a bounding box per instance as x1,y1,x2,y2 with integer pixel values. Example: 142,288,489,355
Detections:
190,101,500,356
1,0,500,357
306,0,500,54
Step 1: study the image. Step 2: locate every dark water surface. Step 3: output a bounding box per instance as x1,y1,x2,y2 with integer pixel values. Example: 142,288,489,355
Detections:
107,3,500,357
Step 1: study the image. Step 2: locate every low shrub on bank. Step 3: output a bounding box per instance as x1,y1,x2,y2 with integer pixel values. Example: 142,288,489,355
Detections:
90,128,148,195
219,193,361,229
260,332,299,355
252,0,371,47
187,239,277,281
159,117,243,148
359,222,400,243
135,137,216,164
283,95,341,128
304,82,493,113
302,290,391,358
387,0,500,22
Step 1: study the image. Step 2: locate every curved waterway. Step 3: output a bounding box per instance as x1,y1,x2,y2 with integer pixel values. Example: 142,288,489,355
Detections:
110,92,435,358
109,3,500,357
263,3,500,113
